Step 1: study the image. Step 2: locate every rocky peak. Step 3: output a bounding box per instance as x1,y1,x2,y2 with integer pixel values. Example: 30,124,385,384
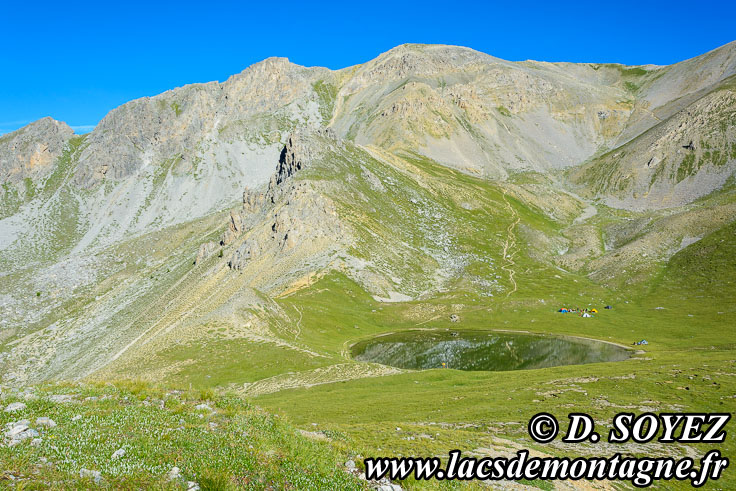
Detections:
275,133,309,185
266,128,336,202
226,128,343,273
341,44,499,96
0,117,74,185
230,57,294,77
222,56,331,107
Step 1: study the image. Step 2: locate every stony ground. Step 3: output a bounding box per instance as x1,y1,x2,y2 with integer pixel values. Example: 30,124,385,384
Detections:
0,382,379,489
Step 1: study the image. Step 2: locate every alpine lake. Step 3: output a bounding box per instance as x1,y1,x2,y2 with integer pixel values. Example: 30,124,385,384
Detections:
351,329,633,372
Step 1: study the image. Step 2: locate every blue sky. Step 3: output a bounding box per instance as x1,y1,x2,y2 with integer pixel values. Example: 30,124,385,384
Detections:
1,0,734,135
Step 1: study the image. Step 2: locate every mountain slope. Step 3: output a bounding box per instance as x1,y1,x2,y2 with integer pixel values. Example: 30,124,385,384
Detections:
569,74,736,209
2,42,736,386
330,44,635,177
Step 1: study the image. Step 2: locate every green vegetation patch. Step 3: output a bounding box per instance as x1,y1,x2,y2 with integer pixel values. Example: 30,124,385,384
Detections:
312,80,338,123
0,382,362,489
497,106,512,117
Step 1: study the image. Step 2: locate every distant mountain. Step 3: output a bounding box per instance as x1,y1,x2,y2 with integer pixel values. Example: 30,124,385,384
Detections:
0,42,734,387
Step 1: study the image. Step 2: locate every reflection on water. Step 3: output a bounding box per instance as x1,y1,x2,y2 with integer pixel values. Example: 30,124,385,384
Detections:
352,330,631,371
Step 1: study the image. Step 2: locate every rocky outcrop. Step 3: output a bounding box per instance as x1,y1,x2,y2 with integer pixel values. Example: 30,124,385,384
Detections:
228,237,261,270
221,210,244,246
195,241,217,264
0,117,74,187
570,86,736,210
228,130,343,272
265,127,336,202
243,187,265,214
229,181,342,272
270,183,342,251
275,130,326,185
197,127,335,267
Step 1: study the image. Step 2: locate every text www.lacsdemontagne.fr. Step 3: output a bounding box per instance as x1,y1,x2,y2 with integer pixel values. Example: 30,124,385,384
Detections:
364,449,728,487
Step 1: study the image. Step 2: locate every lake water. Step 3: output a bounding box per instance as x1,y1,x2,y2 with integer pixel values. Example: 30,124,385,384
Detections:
352,329,632,371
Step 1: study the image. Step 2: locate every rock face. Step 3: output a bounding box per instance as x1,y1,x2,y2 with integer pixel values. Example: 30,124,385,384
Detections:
330,44,636,178
0,56,334,254
221,210,244,246
570,79,736,209
275,128,335,186
243,187,265,213
195,242,217,264
228,237,260,270
228,129,343,272
70,58,333,189
265,127,336,203
0,117,73,189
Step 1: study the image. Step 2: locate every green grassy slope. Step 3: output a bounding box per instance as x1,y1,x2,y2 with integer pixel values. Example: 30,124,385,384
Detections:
255,270,735,489
0,382,362,489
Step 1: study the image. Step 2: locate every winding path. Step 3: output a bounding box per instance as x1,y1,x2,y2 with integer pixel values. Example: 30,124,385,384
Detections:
501,189,520,298
293,305,303,340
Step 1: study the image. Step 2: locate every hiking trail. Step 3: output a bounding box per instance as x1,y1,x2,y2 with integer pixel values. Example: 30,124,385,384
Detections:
501,189,520,298
293,305,303,340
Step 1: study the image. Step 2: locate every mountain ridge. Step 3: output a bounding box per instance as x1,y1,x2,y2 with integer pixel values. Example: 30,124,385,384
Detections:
1,40,735,389
5,41,735,190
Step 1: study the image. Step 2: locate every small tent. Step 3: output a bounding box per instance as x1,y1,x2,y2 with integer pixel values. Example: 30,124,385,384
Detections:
591,308,598,313
582,312,592,318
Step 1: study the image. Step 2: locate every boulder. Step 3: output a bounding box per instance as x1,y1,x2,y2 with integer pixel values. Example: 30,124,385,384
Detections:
36,417,57,427
5,423,30,439
4,402,26,412
49,394,74,403
80,469,102,484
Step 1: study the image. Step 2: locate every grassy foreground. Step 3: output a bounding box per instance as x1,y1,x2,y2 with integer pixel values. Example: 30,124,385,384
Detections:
0,382,363,489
